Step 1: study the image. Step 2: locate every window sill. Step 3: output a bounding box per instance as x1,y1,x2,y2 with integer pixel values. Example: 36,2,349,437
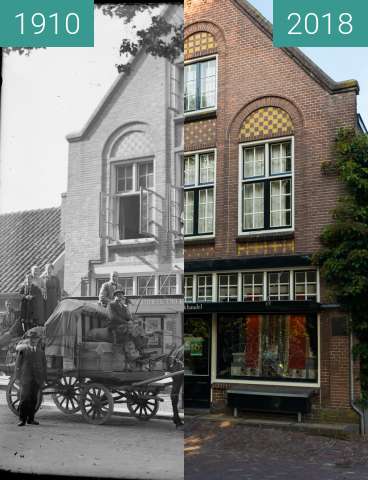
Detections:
185,236,215,246
108,238,157,248
184,110,217,123
236,231,295,244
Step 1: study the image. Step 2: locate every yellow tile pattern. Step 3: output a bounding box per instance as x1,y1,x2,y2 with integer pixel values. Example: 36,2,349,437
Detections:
184,31,217,57
239,107,294,141
237,239,295,256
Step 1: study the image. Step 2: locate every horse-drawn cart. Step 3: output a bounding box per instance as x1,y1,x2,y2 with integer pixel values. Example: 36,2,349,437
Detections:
2,299,183,425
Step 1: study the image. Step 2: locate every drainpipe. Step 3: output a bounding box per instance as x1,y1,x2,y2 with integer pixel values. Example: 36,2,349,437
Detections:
350,331,365,435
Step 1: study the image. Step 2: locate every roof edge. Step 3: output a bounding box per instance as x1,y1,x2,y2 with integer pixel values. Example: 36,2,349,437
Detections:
0,205,61,217
66,4,179,143
231,0,359,95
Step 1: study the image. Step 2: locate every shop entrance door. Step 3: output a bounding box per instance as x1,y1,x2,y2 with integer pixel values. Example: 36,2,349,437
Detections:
184,314,211,409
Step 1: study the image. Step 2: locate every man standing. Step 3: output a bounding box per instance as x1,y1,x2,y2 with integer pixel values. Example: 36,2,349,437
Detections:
42,263,61,319
15,329,47,426
98,272,123,307
0,300,17,333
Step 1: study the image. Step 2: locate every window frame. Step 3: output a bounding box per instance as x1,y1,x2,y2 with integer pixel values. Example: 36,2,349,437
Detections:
184,149,216,239
184,54,218,116
238,136,294,236
110,156,155,242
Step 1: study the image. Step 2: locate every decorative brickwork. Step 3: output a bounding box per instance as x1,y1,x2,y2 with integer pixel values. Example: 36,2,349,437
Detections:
185,118,217,151
239,106,294,142
237,239,295,256
184,31,217,59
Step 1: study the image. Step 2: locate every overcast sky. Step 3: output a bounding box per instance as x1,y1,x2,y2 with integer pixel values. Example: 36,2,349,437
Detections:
0,1,367,213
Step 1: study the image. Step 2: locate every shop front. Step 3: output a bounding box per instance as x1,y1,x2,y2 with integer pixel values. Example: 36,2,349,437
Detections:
184,297,321,410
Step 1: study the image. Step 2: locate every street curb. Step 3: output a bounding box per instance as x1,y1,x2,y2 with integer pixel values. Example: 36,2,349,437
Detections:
185,413,361,440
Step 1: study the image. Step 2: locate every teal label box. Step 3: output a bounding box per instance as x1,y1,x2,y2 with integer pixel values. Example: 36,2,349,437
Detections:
0,0,94,47
274,0,368,47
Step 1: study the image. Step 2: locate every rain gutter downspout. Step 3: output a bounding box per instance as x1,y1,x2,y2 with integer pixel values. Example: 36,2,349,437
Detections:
350,331,365,435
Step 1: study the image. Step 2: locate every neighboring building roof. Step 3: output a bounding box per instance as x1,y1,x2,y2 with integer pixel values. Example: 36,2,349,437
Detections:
0,207,64,293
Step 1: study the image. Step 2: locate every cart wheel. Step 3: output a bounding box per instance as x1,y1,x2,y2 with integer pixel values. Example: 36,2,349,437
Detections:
80,383,114,425
127,388,159,421
6,377,43,416
52,376,82,414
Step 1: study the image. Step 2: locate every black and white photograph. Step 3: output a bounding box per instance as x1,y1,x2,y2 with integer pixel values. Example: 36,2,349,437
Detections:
0,3,184,479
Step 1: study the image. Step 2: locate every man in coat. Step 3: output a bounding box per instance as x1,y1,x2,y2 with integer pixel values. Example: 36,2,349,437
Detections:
106,290,132,342
42,263,61,319
98,272,123,307
15,329,47,426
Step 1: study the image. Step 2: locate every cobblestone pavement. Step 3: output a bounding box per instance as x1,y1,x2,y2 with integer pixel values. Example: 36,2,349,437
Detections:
0,405,183,479
185,417,368,480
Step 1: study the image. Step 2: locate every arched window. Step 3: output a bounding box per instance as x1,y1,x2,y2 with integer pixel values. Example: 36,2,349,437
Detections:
238,107,294,233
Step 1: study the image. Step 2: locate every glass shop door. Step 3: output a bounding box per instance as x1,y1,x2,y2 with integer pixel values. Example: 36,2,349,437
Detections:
184,314,211,409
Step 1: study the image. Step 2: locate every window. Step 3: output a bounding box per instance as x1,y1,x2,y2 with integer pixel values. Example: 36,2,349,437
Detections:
138,276,155,296
242,273,264,302
197,275,212,302
159,275,177,295
113,160,154,240
240,139,292,232
184,151,215,236
294,271,317,301
184,276,194,302
217,314,318,382
184,58,216,113
95,276,133,296
218,274,238,302
119,277,134,296
268,272,290,301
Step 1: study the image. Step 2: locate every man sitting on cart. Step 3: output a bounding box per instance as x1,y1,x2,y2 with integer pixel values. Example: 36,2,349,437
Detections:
98,272,123,307
106,290,132,342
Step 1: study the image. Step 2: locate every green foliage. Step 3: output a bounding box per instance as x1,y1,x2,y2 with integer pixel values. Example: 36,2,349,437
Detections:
96,4,183,73
314,128,368,404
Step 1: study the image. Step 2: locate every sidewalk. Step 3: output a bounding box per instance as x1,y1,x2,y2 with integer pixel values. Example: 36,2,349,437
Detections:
185,410,361,440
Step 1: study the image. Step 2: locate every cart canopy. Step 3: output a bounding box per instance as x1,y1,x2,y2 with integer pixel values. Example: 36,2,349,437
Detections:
44,299,109,360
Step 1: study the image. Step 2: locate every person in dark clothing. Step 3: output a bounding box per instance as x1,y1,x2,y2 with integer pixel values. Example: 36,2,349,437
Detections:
107,290,132,343
19,273,45,328
15,329,47,426
42,263,61,319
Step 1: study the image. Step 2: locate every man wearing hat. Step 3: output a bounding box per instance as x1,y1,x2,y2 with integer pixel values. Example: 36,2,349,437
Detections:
98,272,123,307
15,328,47,426
107,290,133,343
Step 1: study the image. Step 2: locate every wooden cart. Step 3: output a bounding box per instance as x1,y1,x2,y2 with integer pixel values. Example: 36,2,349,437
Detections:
4,299,183,425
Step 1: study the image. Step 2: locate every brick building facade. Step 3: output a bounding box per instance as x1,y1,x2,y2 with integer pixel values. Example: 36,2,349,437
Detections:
183,0,364,421
62,6,183,352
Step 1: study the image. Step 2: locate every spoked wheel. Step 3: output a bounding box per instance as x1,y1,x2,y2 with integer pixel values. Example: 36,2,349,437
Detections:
6,377,43,416
80,383,114,425
127,388,160,421
52,376,82,414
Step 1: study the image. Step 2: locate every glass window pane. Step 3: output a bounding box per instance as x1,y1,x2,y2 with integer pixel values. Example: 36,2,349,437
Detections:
199,153,215,184
184,191,195,235
243,146,265,178
184,156,196,186
184,64,197,112
271,142,292,175
217,314,318,381
198,188,214,234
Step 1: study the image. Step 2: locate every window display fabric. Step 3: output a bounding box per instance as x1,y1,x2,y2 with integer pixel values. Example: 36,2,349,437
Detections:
245,315,260,369
288,315,307,370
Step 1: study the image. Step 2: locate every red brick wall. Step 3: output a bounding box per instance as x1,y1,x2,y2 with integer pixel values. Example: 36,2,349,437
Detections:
184,0,359,413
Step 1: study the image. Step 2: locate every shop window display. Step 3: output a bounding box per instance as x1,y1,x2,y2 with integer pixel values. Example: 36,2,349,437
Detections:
217,314,318,382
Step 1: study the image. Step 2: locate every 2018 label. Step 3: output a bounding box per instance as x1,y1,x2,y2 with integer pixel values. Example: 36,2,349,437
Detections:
288,12,353,36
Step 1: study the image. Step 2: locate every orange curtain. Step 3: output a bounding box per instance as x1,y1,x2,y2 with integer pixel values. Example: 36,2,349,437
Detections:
288,315,307,369
245,315,260,369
